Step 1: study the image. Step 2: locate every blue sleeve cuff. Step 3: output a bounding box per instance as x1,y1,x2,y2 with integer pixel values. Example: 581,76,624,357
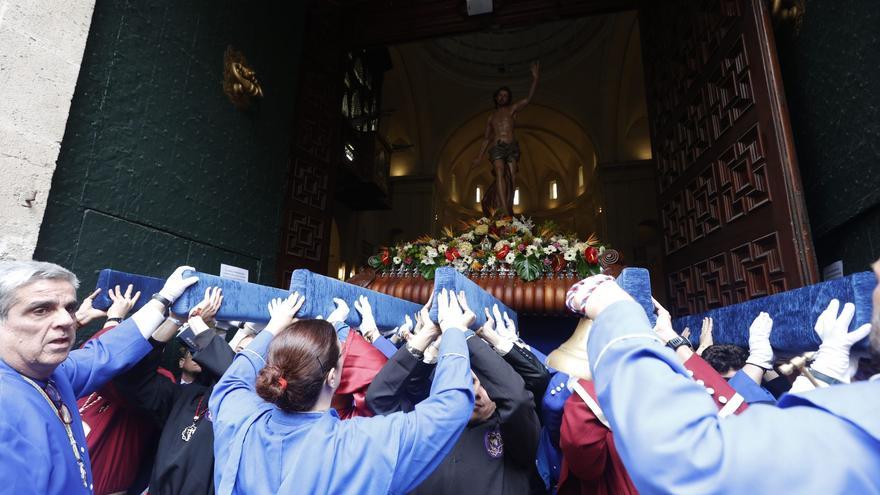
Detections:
372,336,399,359
333,321,351,342
729,370,777,404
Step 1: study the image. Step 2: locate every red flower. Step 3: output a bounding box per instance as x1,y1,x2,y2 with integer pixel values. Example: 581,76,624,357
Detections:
495,245,511,260
584,246,599,265
551,254,565,273
404,257,413,265
381,249,391,266
445,247,460,262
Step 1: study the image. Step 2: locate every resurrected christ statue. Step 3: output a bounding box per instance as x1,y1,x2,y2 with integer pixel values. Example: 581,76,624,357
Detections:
473,61,540,217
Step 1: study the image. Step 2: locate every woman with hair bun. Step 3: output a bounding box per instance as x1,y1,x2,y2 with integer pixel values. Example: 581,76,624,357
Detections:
209,290,476,495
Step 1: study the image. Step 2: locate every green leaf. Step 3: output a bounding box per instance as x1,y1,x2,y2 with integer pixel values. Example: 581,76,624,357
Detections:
367,255,384,270
576,257,590,278
514,256,543,281
419,263,437,280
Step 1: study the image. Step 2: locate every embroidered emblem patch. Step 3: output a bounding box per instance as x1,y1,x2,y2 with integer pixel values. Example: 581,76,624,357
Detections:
484,428,504,458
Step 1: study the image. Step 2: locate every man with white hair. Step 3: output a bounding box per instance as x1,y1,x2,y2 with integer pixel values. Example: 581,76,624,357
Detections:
0,261,197,494
567,259,880,494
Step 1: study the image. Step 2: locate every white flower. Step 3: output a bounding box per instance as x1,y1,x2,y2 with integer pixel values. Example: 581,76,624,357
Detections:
494,240,510,251
461,232,475,241
504,252,516,264
543,245,557,254
426,247,438,258
421,256,435,265
458,241,473,256
462,255,474,265
563,249,576,261
403,243,413,251
453,260,468,272
533,238,544,245
393,256,402,265
574,242,587,252
526,245,539,256
437,244,448,254
558,239,569,247
487,256,497,266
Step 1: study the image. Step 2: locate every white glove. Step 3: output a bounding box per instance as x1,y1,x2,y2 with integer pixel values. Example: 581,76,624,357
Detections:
326,298,350,325
745,312,774,369
353,295,380,342
266,292,305,336
158,266,199,302
811,300,871,383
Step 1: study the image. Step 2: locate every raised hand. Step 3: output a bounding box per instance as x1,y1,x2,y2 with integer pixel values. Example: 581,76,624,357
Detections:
651,298,678,343
697,317,714,355
189,287,222,326
745,312,774,370
326,298,350,325
811,299,872,383
266,292,305,335
437,288,475,332
565,274,627,319
75,288,106,326
476,307,503,348
353,295,380,342
158,266,199,302
455,291,477,330
107,284,141,320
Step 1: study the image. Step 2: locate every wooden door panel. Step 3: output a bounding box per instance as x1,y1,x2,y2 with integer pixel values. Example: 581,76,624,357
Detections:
276,3,344,288
640,0,817,315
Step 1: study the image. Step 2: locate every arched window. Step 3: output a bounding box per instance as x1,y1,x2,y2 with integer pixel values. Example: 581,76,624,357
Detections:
513,187,521,206
475,186,482,203
549,180,558,200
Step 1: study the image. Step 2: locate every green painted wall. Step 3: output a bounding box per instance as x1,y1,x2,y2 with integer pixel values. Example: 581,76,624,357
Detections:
35,1,307,296
775,0,880,274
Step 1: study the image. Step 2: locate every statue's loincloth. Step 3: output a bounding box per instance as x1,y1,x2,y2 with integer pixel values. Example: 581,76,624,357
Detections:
488,140,520,164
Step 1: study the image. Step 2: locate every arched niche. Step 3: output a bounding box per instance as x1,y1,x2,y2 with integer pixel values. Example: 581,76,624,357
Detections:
435,105,602,235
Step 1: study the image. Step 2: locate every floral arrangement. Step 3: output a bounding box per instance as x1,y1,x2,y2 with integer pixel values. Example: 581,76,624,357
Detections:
368,216,609,282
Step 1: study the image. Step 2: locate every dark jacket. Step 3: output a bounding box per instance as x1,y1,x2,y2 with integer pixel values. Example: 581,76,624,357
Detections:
367,336,541,495
115,335,234,495
502,344,551,418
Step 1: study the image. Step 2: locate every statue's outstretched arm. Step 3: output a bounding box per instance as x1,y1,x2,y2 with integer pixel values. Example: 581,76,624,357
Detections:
514,61,540,112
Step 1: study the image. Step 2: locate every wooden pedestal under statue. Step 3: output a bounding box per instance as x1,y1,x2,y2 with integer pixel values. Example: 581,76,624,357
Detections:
349,250,622,316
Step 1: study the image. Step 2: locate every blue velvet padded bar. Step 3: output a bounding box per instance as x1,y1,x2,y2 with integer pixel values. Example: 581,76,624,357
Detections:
93,270,165,312
672,271,875,354
288,269,422,331
615,267,657,327
169,271,289,322
428,267,519,329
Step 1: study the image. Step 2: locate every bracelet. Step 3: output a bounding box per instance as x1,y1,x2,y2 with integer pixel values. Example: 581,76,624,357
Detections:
168,316,184,326
106,317,123,324
151,293,172,309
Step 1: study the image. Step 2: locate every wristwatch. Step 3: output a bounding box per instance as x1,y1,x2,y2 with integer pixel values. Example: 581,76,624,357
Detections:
666,336,692,351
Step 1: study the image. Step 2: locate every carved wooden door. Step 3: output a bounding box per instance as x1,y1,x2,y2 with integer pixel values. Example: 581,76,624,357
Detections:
276,3,344,288
640,0,818,315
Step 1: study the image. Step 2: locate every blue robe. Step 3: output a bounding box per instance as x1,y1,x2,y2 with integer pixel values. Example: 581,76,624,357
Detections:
0,320,153,494
588,300,880,494
209,327,475,495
